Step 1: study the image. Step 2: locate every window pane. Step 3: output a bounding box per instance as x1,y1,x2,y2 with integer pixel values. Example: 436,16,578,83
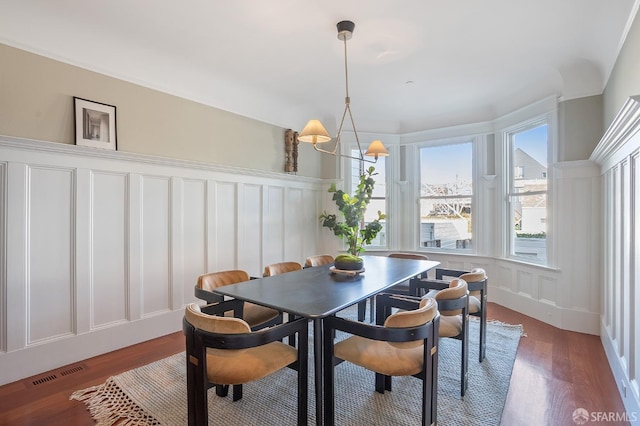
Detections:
420,142,473,250
421,143,472,196
513,124,547,188
419,197,472,249
351,152,386,198
510,124,547,264
350,150,387,248
512,193,547,262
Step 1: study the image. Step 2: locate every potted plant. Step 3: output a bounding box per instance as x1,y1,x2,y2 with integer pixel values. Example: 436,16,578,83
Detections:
320,166,386,270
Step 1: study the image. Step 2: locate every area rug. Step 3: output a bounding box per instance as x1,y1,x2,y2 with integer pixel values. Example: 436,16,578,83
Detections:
71,310,523,425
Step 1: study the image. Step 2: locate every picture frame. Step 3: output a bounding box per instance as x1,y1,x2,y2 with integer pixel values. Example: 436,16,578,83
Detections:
73,97,117,150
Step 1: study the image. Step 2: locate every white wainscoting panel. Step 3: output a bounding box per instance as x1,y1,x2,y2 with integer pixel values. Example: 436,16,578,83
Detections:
141,176,171,316
264,186,285,268
284,187,304,263
28,166,74,344
0,136,325,386
591,96,640,416
239,183,263,276
181,178,207,305
0,162,5,353
91,171,128,328
211,181,237,272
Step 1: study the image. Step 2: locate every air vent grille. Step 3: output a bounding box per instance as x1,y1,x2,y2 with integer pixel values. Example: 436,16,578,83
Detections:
28,363,87,387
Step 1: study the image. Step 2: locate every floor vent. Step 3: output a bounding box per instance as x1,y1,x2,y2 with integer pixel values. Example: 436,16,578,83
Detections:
28,363,87,387
32,374,57,386
60,364,85,376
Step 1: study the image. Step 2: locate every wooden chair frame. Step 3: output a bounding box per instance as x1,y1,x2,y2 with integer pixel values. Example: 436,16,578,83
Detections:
323,293,440,426
194,275,283,331
183,298,309,426
410,267,487,362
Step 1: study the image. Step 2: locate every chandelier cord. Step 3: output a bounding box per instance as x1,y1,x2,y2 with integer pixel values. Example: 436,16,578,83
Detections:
342,35,365,171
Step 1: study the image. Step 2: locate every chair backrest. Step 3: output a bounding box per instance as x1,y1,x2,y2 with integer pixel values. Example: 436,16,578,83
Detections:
264,261,302,276
435,278,468,316
305,254,334,267
185,303,251,334
459,268,486,297
383,298,438,349
388,253,429,260
197,270,250,292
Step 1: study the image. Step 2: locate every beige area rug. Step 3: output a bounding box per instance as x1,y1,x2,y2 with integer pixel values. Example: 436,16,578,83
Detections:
71,308,523,425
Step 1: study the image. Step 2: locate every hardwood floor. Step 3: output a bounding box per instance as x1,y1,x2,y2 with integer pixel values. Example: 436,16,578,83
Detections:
0,303,629,425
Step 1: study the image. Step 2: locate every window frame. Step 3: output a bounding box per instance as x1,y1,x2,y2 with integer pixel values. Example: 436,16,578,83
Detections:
500,112,556,266
415,137,478,254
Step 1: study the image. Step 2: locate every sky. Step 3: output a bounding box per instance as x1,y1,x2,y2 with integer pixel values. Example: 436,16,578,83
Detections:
420,124,548,185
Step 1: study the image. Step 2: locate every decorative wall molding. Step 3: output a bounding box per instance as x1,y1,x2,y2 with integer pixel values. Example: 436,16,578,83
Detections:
0,135,323,185
591,95,640,171
0,135,325,386
591,96,640,416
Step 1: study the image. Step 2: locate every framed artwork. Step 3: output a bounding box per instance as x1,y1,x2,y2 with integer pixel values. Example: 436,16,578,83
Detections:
73,97,117,150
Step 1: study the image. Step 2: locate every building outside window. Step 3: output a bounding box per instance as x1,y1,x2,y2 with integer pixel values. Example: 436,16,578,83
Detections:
507,122,548,263
419,141,473,250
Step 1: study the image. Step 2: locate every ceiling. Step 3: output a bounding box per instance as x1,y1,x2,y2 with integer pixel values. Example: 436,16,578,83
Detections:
1,1,639,135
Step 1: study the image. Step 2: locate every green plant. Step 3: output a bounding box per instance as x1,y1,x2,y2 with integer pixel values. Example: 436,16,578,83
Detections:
319,166,386,257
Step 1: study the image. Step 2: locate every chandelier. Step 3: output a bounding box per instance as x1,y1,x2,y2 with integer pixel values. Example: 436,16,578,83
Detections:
297,20,389,164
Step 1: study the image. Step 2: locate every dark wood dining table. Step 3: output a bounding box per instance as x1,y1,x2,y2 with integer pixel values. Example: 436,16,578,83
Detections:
213,254,440,425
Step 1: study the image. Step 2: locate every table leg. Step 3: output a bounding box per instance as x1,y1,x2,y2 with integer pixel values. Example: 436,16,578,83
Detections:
313,318,324,425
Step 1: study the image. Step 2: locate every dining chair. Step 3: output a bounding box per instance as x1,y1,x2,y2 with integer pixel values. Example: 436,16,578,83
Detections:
194,270,282,330
304,254,334,267
386,253,431,296
323,293,440,425
411,267,487,362
358,253,431,323
183,300,308,426
263,261,302,277
411,277,470,396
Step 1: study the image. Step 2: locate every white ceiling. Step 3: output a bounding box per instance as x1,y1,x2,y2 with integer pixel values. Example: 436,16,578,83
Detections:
1,1,639,135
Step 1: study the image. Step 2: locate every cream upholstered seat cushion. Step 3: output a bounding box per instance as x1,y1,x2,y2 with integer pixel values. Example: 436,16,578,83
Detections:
197,270,280,327
185,303,297,385
459,268,486,314
334,298,437,377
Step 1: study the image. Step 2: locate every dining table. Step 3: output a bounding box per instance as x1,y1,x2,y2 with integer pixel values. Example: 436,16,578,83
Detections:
213,254,440,425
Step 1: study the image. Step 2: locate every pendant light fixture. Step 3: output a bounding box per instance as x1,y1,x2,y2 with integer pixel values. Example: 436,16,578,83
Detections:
298,20,389,163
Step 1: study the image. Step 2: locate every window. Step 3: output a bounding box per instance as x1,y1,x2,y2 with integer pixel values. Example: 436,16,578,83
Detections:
351,152,387,248
419,142,473,250
506,122,548,263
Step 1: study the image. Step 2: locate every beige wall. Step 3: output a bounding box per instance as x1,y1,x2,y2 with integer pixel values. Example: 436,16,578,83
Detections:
558,95,603,161
0,44,322,178
604,10,640,129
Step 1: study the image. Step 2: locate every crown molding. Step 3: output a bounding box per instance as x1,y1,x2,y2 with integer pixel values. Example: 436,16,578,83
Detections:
590,95,640,171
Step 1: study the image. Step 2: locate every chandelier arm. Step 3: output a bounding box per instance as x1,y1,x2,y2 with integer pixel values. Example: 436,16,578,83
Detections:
312,143,378,164
346,104,365,163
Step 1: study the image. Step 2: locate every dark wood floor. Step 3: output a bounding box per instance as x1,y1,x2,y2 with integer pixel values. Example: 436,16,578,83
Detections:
0,303,629,425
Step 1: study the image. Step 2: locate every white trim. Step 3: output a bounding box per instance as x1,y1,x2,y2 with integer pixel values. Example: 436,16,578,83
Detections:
591,95,640,171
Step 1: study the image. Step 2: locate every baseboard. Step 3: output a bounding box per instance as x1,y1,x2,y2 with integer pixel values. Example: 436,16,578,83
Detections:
490,286,600,335
601,321,640,425
0,310,184,386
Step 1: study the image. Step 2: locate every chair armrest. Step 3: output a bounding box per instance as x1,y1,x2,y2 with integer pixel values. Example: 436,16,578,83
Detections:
199,298,244,318
186,316,309,350
434,293,469,314
324,314,438,344
409,277,450,297
194,285,224,304
435,268,466,280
